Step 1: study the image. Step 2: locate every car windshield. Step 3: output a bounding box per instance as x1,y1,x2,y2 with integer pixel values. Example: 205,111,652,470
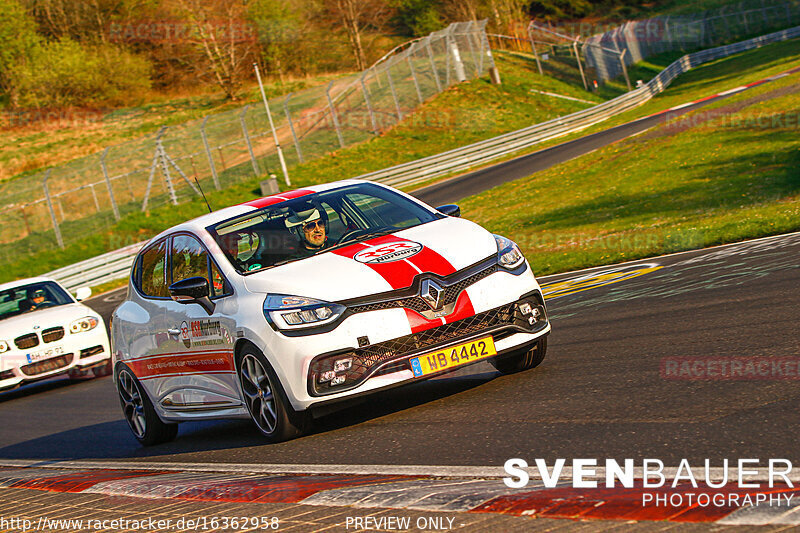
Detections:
0,281,73,321
207,183,441,274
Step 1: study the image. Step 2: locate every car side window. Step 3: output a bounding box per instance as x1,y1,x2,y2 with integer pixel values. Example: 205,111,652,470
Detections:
170,234,229,298
138,239,169,298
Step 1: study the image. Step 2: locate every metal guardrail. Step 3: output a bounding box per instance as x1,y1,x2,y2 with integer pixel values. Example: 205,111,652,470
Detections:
361,24,800,188
47,241,145,292
45,25,800,291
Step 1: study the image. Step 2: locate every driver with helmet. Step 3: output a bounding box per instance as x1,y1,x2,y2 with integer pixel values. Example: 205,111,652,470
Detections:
20,287,51,312
285,205,328,259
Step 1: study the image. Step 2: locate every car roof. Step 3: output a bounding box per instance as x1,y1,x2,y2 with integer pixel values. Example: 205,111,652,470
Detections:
145,179,377,244
0,276,59,293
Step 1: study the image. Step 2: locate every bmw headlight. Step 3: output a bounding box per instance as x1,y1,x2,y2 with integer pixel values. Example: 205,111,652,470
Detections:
69,316,99,334
494,235,526,270
264,295,346,331
0,340,8,353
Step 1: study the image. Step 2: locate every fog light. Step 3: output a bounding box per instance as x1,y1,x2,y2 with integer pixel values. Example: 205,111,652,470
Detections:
319,370,336,383
519,303,532,315
334,358,352,372
330,376,346,386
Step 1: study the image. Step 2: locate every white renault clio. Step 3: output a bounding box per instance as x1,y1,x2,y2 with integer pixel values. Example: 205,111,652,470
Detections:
112,180,550,445
0,277,111,391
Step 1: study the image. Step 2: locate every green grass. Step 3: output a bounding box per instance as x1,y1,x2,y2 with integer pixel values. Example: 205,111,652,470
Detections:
1,37,799,286
459,71,800,276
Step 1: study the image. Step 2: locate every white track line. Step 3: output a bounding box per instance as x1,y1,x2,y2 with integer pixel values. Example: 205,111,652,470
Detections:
2,459,800,482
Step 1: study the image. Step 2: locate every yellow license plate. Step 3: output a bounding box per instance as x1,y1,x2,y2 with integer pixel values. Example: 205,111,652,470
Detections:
410,336,497,378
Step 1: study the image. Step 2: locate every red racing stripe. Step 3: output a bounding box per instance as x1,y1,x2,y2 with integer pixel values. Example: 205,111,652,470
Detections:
127,351,235,379
332,235,421,290
242,189,314,209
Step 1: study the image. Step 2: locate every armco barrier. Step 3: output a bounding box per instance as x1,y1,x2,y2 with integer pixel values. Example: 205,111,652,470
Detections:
45,25,800,291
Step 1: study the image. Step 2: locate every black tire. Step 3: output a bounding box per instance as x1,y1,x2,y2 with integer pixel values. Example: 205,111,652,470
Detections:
491,336,547,374
93,359,112,378
237,345,310,443
116,365,178,446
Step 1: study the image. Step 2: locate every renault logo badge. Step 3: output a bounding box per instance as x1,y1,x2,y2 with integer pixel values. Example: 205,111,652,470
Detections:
420,279,445,311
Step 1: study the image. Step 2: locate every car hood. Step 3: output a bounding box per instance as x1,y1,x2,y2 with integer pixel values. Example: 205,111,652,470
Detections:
243,217,498,301
0,303,99,337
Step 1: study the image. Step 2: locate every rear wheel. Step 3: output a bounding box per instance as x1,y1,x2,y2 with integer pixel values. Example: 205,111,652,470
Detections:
116,365,178,446
238,347,309,442
491,337,547,374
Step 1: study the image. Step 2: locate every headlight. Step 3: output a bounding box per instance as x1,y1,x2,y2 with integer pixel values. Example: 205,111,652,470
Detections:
264,294,346,331
69,316,99,334
494,235,525,270
0,341,8,353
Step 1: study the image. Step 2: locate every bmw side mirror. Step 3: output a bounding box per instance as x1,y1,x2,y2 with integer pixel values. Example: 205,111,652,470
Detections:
437,204,461,217
74,287,92,301
169,277,215,315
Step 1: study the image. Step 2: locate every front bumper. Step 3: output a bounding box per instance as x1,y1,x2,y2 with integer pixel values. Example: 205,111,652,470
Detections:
300,291,549,409
0,331,111,392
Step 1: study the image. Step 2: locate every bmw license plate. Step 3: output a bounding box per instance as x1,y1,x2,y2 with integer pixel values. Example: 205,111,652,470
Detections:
410,336,497,378
26,345,65,363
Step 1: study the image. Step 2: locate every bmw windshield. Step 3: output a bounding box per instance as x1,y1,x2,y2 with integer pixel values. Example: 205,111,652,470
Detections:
0,282,73,321
207,183,441,274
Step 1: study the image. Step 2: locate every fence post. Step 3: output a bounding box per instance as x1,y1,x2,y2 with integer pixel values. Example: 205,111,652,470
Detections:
141,129,165,212
200,116,221,190
42,170,64,249
385,64,403,122
450,34,467,82
527,23,544,75
741,2,749,33
407,53,424,104
760,1,768,26
360,72,379,134
325,81,346,149
283,93,304,164
619,49,632,91
88,184,100,212
573,41,588,91
100,147,120,221
425,37,443,93
240,105,263,178
464,21,479,75
473,20,486,74
156,134,179,206
254,62,290,187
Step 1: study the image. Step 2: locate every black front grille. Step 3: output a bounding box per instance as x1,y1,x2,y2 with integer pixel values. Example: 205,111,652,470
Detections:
20,353,73,376
357,303,517,368
14,333,39,350
310,299,545,396
80,345,104,359
42,327,65,343
349,263,498,315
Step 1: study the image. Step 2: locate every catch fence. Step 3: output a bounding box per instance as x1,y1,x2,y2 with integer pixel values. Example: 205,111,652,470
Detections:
0,20,493,261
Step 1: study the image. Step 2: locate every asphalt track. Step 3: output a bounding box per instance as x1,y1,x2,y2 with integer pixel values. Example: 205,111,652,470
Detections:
1,68,799,469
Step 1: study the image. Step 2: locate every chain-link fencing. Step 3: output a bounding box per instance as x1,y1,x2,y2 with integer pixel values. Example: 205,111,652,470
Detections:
583,0,800,83
0,20,493,261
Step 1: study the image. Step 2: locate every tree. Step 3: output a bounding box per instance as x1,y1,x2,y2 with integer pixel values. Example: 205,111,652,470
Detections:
324,0,392,70
0,0,40,101
392,0,445,37
247,0,302,82
166,0,257,100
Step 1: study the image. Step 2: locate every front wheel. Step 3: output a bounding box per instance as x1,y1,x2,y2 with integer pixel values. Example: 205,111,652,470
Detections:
238,347,309,442
116,365,178,446
491,337,547,374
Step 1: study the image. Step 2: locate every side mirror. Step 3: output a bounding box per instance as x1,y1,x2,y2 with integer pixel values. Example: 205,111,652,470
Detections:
74,287,92,301
437,204,461,217
169,277,215,315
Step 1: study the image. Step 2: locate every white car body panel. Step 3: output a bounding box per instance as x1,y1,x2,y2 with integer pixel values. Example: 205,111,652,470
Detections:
112,180,550,425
